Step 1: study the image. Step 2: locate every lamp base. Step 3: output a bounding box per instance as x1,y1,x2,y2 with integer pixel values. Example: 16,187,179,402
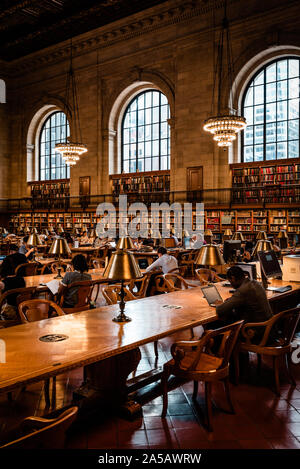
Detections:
54,267,63,279
112,314,132,323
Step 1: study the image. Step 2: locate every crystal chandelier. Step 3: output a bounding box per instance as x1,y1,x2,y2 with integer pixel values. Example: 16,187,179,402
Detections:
203,1,246,147
55,40,87,165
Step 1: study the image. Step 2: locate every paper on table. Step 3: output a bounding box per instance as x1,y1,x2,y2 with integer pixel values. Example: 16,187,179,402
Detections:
46,279,60,295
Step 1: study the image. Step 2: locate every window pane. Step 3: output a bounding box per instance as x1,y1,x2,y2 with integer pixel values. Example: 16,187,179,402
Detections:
277,121,287,141
277,101,287,121
277,141,287,159
254,85,264,105
277,80,287,100
289,59,299,78
289,78,299,99
254,105,264,123
244,125,253,145
244,146,254,162
288,119,299,140
266,143,276,160
266,123,276,143
266,82,276,103
254,71,264,85
266,102,276,122
266,64,276,82
244,107,253,125
254,125,264,144
277,60,287,80
288,140,299,158
254,145,263,161
289,98,299,119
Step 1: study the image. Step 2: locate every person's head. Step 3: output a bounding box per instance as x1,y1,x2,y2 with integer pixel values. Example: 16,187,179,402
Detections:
245,241,253,251
23,235,29,245
72,254,88,273
226,266,246,289
9,244,19,254
157,247,167,257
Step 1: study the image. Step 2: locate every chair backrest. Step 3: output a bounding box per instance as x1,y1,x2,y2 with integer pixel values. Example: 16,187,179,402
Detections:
15,262,39,277
59,280,94,313
18,299,65,323
154,274,180,294
0,286,37,313
50,262,73,273
175,320,244,372
195,268,221,285
128,274,151,298
0,406,78,449
244,306,300,348
164,273,191,290
102,284,136,305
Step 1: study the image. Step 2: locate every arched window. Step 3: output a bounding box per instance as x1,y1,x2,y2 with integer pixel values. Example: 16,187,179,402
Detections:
121,90,170,172
242,57,299,162
39,111,70,180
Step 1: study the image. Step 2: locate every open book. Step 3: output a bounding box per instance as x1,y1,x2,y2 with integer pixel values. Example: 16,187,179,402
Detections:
45,279,60,295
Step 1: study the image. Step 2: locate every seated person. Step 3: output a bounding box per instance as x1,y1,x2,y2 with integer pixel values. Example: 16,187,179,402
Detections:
146,246,179,274
18,236,36,260
93,236,108,248
0,259,25,320
241,241,253,262
58,254,92,308
0,244,27,277
80,231,91,245
215,266,273,327
142,235,155,248
170,233,181,247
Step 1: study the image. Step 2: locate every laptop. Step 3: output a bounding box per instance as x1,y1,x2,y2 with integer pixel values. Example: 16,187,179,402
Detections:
201,285,223,307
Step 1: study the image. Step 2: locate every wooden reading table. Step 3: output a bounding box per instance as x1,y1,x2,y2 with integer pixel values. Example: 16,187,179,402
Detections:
0,279,299,411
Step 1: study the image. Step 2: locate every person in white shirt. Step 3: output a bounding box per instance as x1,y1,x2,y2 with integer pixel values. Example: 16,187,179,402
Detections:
191,233,206,249
146,247,179,274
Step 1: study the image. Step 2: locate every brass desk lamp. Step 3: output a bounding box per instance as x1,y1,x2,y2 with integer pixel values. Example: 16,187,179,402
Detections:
103,250,142,323
48,237,71,279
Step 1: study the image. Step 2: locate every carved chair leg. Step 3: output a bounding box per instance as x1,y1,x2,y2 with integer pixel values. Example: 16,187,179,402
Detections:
285,354,296,387
161,367,170,418
44,379,51,407
204,381,213,432
273,356,281,396
223,377,234,414
192,380,199,400
190,328,194,339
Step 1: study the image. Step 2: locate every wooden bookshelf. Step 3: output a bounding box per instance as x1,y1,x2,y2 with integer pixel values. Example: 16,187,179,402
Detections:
8,207,300,244
29,179,70,210
110,170,170,204
231,159,300,205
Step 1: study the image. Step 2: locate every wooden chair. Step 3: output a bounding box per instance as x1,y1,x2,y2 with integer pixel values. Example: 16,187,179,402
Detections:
59,280,94,314
0,406,78,449
195,268,224,286
102,283,136,305
161,320,244,431
128,274,151,299
17,299,65,407
164,273,198,290
18,299,65,323
179,249,200,277
0,286,37,328
15,262,39,277
233,307,300,395
50,262,73,274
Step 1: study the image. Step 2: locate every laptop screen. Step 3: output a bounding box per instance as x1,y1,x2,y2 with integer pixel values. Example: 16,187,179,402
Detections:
202,285,222,306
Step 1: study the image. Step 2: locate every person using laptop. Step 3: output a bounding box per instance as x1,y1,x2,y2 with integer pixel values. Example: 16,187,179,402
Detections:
215,266,273,325
145,247,178,274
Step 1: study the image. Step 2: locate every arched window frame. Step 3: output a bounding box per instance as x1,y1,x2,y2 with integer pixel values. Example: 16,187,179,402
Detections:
121,89,170,173
38,111,70,181
241,56,300,162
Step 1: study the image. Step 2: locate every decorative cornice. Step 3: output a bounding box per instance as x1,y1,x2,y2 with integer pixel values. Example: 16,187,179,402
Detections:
9,0,225,76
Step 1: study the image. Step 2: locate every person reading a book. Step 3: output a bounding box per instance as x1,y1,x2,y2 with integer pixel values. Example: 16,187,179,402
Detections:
58,254,92,308
18,236,36,260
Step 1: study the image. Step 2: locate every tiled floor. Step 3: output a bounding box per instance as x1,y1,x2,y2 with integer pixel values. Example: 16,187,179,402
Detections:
1,325,300,449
